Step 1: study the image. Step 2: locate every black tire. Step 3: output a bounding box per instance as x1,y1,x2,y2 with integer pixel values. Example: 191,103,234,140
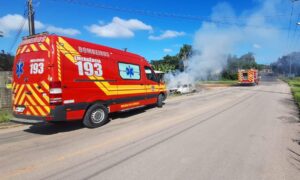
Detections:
83,103,109,128
157,94,164,108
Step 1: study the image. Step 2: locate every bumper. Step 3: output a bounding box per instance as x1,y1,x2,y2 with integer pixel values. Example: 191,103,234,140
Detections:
12,102,89,124
12,114,46,124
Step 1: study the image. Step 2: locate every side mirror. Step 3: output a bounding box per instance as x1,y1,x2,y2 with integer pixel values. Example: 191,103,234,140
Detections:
158,79,164,84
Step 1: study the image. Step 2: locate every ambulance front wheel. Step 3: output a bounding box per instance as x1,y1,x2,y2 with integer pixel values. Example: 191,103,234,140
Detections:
157,94,164,108
83,103,109,128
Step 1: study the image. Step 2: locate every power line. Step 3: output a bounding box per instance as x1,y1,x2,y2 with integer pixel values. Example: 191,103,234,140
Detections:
286,1,295,51
50,0,291,30
8,2,28,54
290,13,300,49
286,0,300,76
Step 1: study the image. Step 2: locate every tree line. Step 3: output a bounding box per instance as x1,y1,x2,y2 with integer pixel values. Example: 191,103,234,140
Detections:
271,52,300,76
0,52,14,71
150,44,192,73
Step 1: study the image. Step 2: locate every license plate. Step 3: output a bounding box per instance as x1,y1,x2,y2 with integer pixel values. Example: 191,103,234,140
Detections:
15,106,25,113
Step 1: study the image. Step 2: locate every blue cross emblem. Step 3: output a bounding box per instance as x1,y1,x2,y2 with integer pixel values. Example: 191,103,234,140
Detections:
16,61,24,78
126,66,134,78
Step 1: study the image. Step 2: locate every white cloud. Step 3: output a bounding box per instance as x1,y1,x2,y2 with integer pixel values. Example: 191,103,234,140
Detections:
46,26,81,36
253,43,261,49
149,30,185,40
0,14,80,37
163,48,173,53
0,14,44,35
86,17,152,38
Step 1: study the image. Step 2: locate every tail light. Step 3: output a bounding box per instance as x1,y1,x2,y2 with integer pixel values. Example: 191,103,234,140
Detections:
49,81,62,105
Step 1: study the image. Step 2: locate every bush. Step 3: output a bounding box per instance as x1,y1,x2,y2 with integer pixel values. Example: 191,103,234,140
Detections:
0,110,12,123
287,78,300,108
221,71,238,80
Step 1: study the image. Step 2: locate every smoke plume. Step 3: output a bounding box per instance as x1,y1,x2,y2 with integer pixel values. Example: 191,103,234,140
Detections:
166,0,299,88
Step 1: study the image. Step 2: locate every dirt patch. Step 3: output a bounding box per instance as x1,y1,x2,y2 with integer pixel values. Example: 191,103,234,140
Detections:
0,122,23,129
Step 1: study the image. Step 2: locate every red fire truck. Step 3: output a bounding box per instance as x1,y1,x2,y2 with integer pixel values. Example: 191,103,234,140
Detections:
238,69,259,85
12,33,167,128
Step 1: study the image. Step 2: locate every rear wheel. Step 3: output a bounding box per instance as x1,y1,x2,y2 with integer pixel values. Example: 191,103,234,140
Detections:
83,103,109,128
157,94,164,108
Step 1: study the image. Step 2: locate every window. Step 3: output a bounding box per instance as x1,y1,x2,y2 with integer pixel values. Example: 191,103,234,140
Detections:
145,66,158,82
118,62,140,80
243,73,248,80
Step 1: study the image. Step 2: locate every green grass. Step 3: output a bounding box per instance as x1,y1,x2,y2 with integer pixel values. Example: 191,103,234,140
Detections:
285,77,300,108
0,109,12,123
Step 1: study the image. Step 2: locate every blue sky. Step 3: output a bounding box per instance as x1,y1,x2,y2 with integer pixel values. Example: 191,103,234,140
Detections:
1,0,300,64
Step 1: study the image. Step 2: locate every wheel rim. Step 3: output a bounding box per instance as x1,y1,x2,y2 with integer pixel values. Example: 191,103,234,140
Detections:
91,109,105,124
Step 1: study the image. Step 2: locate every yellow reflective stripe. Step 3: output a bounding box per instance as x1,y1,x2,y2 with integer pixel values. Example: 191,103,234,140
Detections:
26,94,37,106
91,77,113,95
28,105,38,116
16,48,21,55
57,42,62,81
39,44,48,51
58,37,80,63
30,44,38,51
19,93,26,105
45,37,50,45
93,76,146,91
41,81,49,91
13,83,18,103
14,84,20,92
14,84,24,104
24,101,30,115
33,83,43,93
27,85,45,105
27,95,46,116
42,94,49,103
27,84,50,113
118,90,146,95
20,45,27,53
33,83,49,103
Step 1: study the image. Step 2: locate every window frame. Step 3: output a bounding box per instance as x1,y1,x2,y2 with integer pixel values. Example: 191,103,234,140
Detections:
144,66,159,83
118,62,141,80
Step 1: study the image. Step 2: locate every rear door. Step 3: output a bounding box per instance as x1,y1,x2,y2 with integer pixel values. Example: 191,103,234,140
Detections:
13,39,50,117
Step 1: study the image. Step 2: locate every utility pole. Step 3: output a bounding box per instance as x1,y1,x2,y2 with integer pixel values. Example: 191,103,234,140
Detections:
287,0,299,77
27,0,35,36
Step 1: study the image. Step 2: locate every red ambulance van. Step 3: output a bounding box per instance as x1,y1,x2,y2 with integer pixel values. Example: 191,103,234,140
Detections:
12,33,167,128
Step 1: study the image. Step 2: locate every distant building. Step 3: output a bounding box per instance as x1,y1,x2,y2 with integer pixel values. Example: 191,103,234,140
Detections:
260,68,273,73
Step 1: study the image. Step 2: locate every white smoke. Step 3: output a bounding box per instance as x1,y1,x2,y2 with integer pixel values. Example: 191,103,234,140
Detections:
166,0,298,88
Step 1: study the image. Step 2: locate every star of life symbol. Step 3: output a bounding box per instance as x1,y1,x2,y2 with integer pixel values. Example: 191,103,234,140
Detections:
16,61,24,78
126,66,134,78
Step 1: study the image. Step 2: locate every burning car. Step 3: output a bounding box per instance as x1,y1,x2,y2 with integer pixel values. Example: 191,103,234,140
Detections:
168,84,196,94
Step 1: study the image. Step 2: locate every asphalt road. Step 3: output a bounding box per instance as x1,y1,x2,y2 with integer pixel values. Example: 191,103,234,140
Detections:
1,76,300,180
